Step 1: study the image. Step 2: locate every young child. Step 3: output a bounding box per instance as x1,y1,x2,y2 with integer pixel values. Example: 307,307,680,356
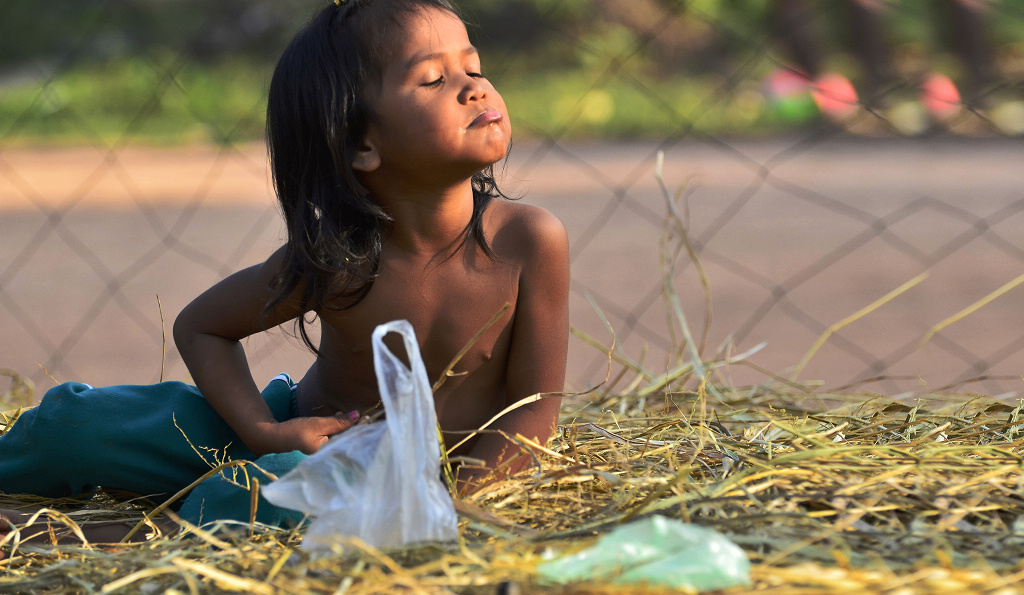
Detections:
0,0,568,540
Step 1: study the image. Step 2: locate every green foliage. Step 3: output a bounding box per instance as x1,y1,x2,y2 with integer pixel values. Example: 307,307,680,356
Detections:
3,0,1024,143
0,54,805,144
499,70,783,139
0,56,268,145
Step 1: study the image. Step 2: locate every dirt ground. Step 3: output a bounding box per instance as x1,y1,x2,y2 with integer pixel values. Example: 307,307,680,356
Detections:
2,137,1024,399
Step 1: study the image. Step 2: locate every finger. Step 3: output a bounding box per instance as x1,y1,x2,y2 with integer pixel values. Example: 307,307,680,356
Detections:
329,412,353,433
310,434,330,454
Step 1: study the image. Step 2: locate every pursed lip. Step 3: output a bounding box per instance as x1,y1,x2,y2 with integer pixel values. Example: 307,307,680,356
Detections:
468,109,503,128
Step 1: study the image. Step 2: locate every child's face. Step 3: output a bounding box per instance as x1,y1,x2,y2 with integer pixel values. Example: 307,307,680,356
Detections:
358,7,511,183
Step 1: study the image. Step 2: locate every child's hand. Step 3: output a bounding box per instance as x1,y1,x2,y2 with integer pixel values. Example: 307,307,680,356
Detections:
267,414,353,455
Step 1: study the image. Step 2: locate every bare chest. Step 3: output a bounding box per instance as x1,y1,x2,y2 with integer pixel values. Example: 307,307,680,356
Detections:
305,251,519,420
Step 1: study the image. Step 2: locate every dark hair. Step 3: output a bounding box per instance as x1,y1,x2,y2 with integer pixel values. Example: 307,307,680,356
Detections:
264,0,506,353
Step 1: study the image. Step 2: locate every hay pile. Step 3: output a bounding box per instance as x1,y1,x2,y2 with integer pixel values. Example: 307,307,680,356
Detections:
3,367,1024,594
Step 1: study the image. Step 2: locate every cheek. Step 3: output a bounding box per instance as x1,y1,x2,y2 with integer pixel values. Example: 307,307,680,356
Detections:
408,101,452,138
378,105,439,147
489,86,509,114
501,109,512,137
487,89,512,136
497,100,512,140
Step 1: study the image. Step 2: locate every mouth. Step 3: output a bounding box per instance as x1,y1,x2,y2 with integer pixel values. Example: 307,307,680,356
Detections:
468,109,503,128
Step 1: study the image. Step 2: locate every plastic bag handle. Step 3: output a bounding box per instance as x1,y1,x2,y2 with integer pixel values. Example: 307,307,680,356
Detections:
371,320,442,470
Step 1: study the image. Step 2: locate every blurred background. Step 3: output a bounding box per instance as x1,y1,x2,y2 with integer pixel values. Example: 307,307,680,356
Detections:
3,0,1024,401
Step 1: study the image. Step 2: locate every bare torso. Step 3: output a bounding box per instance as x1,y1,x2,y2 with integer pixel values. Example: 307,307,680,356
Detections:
295,201,525,449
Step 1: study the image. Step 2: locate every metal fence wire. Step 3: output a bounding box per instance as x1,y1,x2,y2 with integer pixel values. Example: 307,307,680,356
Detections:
2,0,1024,399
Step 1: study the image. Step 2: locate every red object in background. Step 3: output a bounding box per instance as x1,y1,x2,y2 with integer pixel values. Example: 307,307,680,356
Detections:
764,68,812,98
920,73,961,119
811,73,859,120
762,68,821,123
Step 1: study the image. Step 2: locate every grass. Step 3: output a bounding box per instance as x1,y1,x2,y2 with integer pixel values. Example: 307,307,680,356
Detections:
0,56,270,146
0,56,806,147
497,70,782,140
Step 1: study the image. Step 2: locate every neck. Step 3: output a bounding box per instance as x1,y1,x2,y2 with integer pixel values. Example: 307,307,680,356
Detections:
365,175,476,256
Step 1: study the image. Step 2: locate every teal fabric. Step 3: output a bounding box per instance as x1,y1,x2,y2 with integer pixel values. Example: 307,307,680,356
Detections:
0,375,307,528
178,450,308,528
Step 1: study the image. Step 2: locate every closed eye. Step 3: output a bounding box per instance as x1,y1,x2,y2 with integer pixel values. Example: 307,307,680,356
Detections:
423,76,444,88
468,71,485,79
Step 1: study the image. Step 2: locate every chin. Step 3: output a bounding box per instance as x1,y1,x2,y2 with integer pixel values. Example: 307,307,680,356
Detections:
462,148,508,173
485,136,512,164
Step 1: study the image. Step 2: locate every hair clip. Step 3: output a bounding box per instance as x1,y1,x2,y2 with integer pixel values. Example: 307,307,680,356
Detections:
334,0,345,5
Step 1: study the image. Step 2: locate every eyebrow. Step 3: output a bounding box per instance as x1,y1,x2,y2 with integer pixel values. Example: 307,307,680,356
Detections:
404,46,479,71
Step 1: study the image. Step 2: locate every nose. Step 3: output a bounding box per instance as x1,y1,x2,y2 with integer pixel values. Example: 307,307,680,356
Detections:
458,75,486,103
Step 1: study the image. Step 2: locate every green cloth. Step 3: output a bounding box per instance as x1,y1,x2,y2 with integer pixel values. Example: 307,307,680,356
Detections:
0,375,307,528
179,450,308,528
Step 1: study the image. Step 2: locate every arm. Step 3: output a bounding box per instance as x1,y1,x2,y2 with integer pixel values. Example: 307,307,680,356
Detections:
458,207,570,492
173,247,350,456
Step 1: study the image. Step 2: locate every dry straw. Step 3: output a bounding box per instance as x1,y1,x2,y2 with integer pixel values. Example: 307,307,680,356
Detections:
3,157,1024,593
4,385,1024,593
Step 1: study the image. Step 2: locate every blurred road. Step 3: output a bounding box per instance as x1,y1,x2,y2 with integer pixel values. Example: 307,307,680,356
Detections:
2,137,1024,399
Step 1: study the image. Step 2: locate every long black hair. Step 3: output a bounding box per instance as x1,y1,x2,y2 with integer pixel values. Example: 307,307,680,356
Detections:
264,0,506,353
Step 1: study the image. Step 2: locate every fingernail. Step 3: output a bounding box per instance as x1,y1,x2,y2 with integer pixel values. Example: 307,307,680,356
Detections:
348,410,360,421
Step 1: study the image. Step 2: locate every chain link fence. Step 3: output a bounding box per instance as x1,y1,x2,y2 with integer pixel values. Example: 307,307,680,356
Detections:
2,0,1024,400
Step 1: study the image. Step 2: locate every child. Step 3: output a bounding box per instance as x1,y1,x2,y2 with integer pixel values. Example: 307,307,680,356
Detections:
0,0,568,541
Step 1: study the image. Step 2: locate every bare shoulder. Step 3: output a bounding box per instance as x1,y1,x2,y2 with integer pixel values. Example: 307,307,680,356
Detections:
484,201,568,261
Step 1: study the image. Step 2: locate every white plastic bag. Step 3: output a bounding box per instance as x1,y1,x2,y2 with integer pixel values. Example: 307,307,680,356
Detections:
261,319,458,553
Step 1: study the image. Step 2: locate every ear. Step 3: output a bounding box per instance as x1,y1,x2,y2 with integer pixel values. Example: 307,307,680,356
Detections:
352,128,381,173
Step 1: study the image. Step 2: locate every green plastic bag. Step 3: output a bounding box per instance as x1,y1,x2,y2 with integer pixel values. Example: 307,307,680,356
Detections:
536,516,750,592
